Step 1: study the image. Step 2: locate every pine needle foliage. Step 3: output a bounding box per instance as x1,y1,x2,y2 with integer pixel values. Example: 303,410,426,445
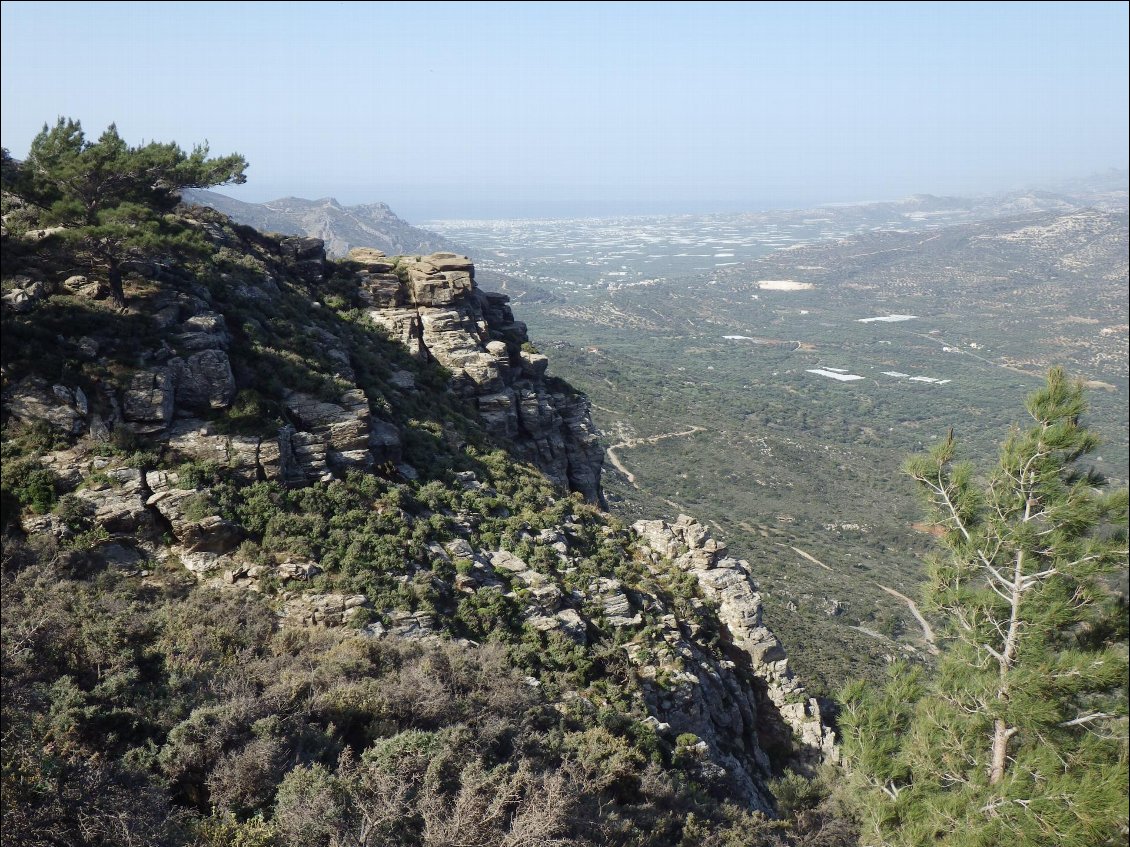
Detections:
13,117,246,305
839,367,1129,846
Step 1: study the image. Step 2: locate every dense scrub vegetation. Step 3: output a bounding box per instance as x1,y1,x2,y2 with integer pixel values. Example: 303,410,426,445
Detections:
2,545,860,846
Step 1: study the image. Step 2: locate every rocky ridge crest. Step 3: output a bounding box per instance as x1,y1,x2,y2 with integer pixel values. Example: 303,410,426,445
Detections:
633,515,837,769
355,247,605,506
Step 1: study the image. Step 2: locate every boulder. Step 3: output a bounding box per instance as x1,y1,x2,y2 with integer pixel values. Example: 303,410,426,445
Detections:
279,236,326,261
170,350,236,410
1,276,51,312
426,253,475,272
281,592,370,627
589,577,641,627
173,311,230,351
488,550,529,573
122,368,174,424
405,258,474,307
528,608,588,643
276,559,321,581
144,470,242,554
519,350,549,378
62,275,108,299
386,610,439,640
74,468,152,534
279,236,326,282
4,376,87,435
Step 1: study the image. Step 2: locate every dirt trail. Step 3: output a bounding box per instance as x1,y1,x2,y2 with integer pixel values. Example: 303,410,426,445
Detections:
788,545,833,572
605,426,706,488
875,583,938,653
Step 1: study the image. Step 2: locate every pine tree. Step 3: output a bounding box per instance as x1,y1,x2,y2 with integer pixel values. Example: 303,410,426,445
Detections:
13,118,246,305
839,368,1129,846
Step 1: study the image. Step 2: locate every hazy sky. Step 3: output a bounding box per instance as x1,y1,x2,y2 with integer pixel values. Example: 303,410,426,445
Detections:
2,1,1127,219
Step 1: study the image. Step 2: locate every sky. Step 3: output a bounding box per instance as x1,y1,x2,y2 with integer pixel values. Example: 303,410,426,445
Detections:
2,1,1127,220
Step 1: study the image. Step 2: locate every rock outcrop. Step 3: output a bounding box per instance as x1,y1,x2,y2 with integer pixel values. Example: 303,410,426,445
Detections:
5,376,89,436
633,515,837,769
360,250,605,505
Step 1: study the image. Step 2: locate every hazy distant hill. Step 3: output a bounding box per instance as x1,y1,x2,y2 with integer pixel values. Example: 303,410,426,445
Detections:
182,188,461,257
805,186,1125,228
1044,168,1129,211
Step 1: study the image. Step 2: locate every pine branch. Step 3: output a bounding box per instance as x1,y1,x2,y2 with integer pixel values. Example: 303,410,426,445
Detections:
1058,711,1115,728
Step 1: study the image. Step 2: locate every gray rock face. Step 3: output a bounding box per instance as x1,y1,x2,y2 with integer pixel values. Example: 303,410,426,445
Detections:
74,468,153,534
624,613,778,811
369,309,424,358
280,428,333,485
285,388,376,473
366,253,605,505
145,470,243,554
633,515,837,769
278,236,327,283
4,376,88,435
170,350,236,410
166,419,281,484
122,368,175,424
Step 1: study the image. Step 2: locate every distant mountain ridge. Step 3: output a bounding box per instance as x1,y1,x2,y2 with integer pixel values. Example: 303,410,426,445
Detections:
182,188,462,258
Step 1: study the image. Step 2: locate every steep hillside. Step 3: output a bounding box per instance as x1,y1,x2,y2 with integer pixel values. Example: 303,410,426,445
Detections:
183,188,462,258
1,200,846,845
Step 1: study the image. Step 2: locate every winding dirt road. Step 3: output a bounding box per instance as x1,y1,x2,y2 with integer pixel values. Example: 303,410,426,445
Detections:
605,425,706,487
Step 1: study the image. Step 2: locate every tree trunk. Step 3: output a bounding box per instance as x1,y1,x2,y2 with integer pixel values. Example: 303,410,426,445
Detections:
989,506,1032,785
107,262,125,308
989,719,1016,784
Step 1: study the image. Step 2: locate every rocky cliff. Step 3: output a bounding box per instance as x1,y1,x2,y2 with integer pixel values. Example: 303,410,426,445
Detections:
2,201,835,833
354,247,605,506
633,515,837,771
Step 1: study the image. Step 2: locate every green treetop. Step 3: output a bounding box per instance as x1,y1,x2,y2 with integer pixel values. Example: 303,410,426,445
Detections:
12,118,247,305
839,367,1129,846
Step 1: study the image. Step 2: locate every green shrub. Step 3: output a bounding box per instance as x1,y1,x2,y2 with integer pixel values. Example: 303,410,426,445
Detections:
4,458,58,514
54,494,93,532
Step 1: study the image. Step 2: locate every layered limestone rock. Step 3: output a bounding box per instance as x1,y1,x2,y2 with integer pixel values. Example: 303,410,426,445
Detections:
280,591,371,627
362,251,605,505
74,467,153,535
145,470,243,554
4,376,89,436
623,612,778,810
633,515,837,769
285,388,375,473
